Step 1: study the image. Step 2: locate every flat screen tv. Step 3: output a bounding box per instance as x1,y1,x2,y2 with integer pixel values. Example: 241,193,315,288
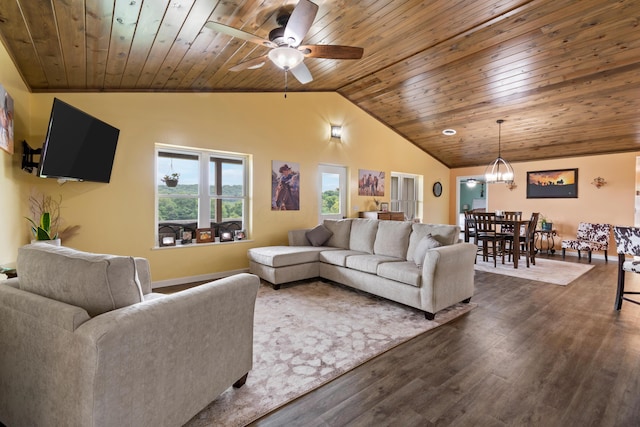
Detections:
38,98,120,183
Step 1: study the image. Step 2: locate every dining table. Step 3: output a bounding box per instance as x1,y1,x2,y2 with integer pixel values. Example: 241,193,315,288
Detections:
467,213,534,269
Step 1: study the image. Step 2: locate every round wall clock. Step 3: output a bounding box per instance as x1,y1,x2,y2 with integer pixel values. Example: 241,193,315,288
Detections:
433,181,443,197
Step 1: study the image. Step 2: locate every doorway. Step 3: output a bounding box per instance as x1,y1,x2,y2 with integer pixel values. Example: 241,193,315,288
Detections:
318,164,347,222
456,175,487,228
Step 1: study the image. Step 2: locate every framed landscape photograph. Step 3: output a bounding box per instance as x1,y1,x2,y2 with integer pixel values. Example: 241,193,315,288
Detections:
527,168,578,199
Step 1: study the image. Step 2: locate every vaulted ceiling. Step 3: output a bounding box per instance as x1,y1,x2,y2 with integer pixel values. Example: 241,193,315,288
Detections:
0,0,638,168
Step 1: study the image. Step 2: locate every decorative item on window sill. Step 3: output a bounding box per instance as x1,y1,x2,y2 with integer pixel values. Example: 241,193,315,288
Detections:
506,181,517,191
484,119,514,184
591,177,606,189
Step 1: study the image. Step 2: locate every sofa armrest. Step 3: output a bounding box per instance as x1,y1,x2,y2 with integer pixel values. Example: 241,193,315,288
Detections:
288,228,312,246
420,243,477,313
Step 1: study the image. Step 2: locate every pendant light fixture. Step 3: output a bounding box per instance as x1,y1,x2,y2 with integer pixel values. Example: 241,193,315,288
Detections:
484,119,514,184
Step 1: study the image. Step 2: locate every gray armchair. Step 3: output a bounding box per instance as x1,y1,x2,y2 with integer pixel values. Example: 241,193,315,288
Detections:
0,243,259,427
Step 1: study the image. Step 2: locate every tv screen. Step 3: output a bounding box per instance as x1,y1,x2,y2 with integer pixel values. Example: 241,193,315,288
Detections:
39,98,120,183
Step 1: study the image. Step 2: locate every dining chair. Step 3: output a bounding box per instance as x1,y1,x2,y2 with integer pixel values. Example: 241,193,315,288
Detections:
521,212,540,267
500,211,522,262
613,226,640,310
463,210,477,243
473,212,505,267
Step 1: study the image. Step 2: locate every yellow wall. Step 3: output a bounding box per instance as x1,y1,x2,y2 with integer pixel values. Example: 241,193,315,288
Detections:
450,152,638,250
0,41,31,268
16,91,448,282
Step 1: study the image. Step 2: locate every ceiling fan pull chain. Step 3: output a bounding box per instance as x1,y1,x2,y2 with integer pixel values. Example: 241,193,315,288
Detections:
284,69,289,98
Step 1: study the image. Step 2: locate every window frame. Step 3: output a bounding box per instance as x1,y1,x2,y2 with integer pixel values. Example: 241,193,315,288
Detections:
155,145,249,247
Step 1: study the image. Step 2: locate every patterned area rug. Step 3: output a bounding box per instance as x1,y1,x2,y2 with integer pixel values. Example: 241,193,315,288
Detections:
473,257,595,285
184,281,475,427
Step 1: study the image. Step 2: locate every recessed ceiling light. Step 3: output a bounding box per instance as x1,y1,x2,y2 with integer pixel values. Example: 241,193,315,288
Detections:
442,129,456,136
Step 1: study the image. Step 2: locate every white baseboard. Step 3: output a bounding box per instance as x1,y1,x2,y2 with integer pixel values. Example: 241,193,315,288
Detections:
151,268,250,289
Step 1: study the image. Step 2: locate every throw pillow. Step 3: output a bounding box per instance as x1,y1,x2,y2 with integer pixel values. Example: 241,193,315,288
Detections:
306,224,333,247
413,234,442,268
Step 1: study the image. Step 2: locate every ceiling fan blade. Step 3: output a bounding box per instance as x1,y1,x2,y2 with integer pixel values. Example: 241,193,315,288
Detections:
300,45,364,59
229,56,268,72
290,62,313,84
205,21,277,48
283,0,319,47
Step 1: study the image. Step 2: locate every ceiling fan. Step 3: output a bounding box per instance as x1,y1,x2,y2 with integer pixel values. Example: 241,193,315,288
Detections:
205,0,364,85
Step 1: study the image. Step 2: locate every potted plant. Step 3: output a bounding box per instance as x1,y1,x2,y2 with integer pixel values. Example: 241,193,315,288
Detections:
540,215,553,231
162,172,180,187
25,212,60,245
26,192,79,245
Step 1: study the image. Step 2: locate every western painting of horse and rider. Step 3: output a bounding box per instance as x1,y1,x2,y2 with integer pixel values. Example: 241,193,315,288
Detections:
272,160,300,210
358,169,385,196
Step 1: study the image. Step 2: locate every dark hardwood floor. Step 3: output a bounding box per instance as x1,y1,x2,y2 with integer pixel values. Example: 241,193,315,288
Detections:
248,256,640,427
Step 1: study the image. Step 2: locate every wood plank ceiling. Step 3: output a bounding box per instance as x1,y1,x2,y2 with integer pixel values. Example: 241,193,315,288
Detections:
0,0,638,169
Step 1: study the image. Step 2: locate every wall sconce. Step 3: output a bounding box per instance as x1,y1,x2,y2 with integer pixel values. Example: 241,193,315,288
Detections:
591,177,606,189
330,125,342,139
506,181,517,191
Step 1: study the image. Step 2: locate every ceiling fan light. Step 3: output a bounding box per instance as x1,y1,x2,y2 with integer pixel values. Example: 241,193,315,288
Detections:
268,47,304,70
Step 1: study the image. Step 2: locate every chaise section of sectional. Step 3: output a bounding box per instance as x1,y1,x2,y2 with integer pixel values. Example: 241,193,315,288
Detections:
248,245,337,289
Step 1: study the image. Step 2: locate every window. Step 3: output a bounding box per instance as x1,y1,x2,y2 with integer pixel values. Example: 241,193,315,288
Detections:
318,164,347,222
156,145,249,246
390,172,421,220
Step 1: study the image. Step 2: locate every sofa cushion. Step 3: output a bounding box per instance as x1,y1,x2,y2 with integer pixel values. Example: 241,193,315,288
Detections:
319,249,366,267
407,223,459,262
349,219,379,254
413,234,442,268
377,261,422,287
323,219,352,249
374,221,412,259
17,243,144,317
305,224,333,247
248,246,330,267
345,254,404,274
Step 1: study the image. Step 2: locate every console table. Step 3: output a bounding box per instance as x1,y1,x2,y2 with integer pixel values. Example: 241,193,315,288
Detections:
359,211,405,221
535,229,557,254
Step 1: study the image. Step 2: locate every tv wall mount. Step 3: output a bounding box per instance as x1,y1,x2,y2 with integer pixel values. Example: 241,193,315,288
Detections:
22,140,41,174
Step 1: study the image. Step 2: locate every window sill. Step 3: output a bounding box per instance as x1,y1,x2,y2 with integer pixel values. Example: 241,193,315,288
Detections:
153,239,252,250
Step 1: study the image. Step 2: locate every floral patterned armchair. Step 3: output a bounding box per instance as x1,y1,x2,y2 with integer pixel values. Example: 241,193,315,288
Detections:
561,222,611,263
613,226,640,310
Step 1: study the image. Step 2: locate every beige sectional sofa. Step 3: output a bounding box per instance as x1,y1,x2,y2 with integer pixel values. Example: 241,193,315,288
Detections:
0,243,259,427
248,218,477,319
